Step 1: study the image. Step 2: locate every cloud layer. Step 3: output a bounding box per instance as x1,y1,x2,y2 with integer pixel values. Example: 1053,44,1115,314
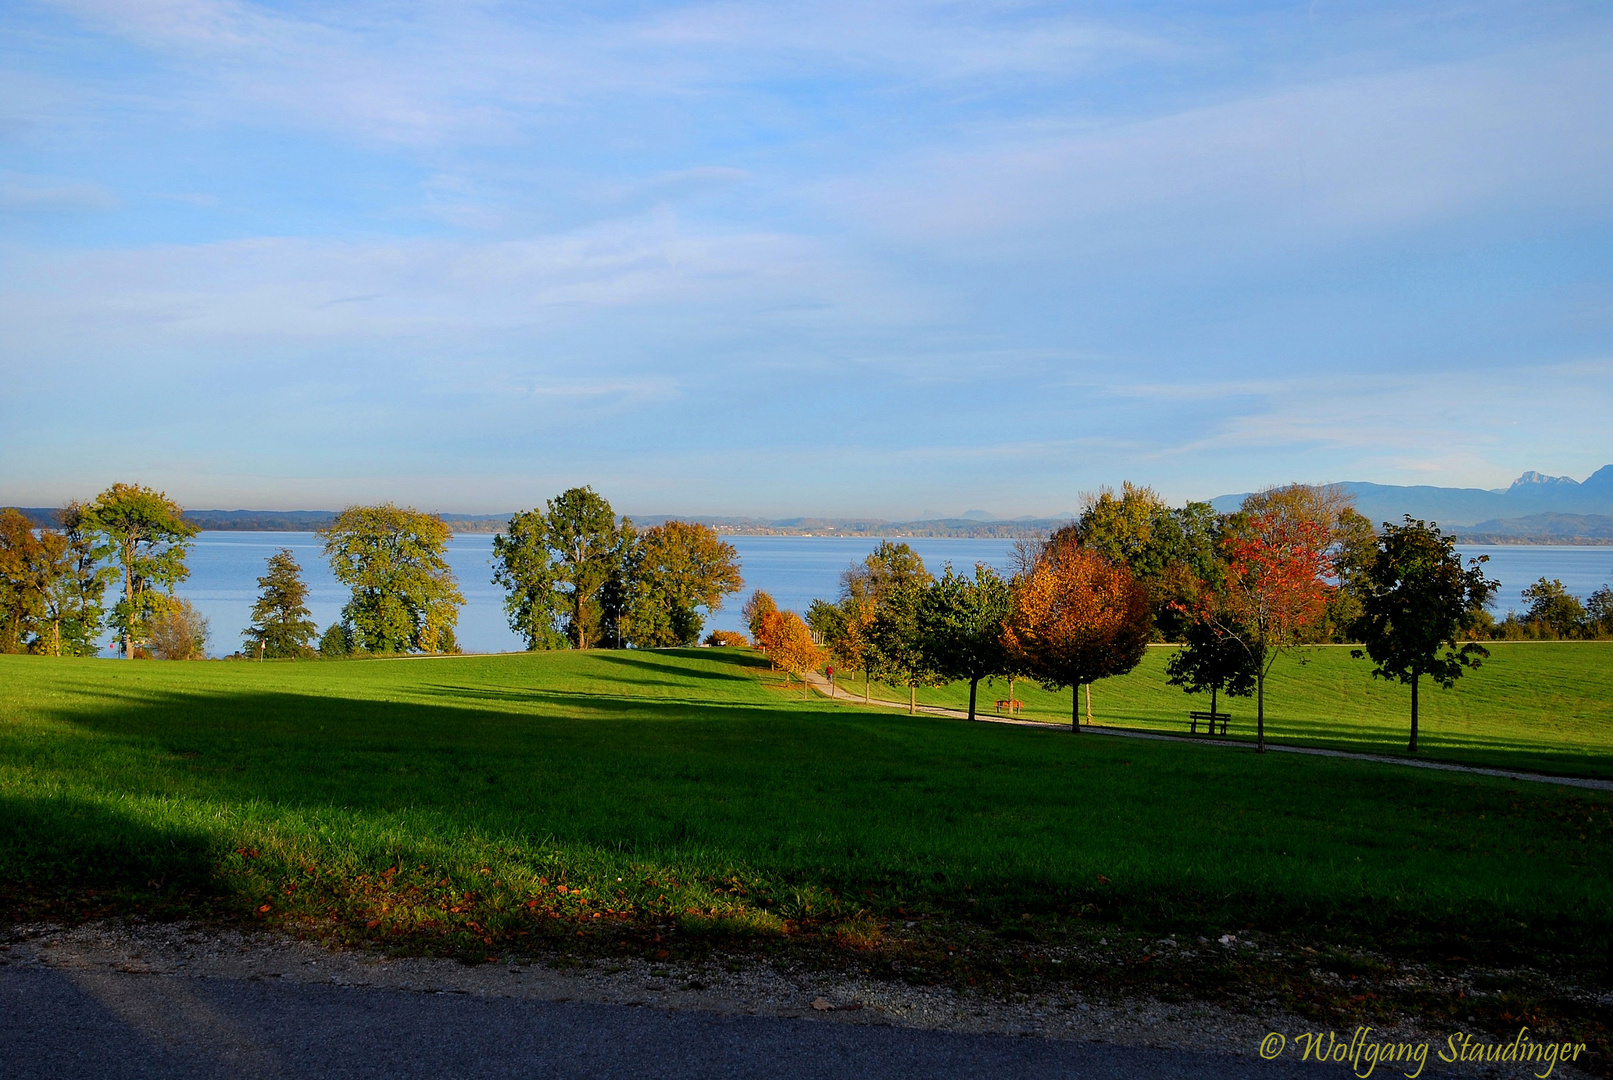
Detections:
2,0,1611,514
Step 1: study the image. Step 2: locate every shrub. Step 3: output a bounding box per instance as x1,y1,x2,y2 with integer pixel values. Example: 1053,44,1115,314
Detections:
147,599,210,660
704,630,748,647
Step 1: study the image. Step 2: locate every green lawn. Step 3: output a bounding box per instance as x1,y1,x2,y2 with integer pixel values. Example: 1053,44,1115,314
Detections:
2,646,1609,976
845,642,1613,779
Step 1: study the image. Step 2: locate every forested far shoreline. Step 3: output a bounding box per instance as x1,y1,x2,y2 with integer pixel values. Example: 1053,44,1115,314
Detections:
10,506,1613,543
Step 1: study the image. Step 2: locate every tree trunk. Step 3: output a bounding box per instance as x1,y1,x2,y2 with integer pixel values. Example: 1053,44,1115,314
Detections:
1085,683,1093,725
1408,672,1420,753
968,677,978,722
1210,684,1218,725
909,683,916,715
576,594,587,651
864,671,870,704
123,541,135,660
1256,668,1265,753
1071,683,1081,732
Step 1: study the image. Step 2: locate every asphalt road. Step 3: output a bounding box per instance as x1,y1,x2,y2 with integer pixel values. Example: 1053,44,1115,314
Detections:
0,964,1354,1079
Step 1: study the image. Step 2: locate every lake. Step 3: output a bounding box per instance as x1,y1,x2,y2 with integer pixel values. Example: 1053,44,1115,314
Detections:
104,533,1613,657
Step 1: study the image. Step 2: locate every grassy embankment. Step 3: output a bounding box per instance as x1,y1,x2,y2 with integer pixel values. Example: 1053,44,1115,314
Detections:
840,642,1613,779
1,645,1609,1046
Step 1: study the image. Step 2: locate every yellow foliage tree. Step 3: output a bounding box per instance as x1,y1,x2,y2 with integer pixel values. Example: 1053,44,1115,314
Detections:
761,609,824,698
1003,546,1152,731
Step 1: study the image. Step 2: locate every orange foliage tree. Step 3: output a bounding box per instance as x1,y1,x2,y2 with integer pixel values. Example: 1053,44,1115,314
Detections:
1210,511,1334,753
760,609,824,697
1002,547,1152,732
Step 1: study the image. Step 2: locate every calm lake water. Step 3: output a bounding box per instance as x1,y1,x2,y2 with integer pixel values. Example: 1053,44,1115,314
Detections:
108,534,1613,658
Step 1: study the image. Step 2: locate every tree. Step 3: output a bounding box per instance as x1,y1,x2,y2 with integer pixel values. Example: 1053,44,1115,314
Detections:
1350,517,1499,752
1165,617,1256,720
0,509,56,653
320,504,463,654
807,595,875,701
623,521,743,647
244,549,318,658
841,541,933,605
919,564,1013,722
1587,583,1613,638
1209,511,1333,753
52,502,111,656
84,483,199,659
1240,483,1376,641
763,610,824,697
1059,485,1224,641
1000,546,1149,730
491,487,631,651
148,598,210,660
1521,578,1586,639
865,579,943,714
742,590,778,645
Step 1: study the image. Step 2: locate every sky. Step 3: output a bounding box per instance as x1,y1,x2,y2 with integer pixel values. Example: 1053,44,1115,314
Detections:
2,0,1611,519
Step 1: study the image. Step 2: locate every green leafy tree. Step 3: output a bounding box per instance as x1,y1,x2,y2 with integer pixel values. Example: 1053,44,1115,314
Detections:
919,564,1013,722
1587,583,1613,638
623,521,743,647
1351,517,1499,751
319,621,354,658
491,510,567,651
1165,617,1256,720
320,504,463,654
244,549,319,658
491,487,631,650
840,541,933,605
866,579,943,714
1521,578,1586,639
52,502,111,656
84,483,199,659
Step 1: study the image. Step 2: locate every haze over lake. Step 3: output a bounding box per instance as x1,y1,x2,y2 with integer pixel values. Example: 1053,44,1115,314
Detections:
112,533,1613,658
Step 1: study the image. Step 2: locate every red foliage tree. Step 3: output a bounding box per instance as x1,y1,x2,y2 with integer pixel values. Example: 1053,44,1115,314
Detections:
1209,511,1334,752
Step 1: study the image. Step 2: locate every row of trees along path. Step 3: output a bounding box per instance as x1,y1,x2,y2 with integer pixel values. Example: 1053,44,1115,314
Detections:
791,483,1500,754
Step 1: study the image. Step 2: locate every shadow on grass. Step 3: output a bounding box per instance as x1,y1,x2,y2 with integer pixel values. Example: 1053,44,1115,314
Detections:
589,650,767,683
0,791,223,917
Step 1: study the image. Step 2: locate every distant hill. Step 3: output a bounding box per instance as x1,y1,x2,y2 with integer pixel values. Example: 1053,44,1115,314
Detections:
1212,465,1613,531
1454,513,1613,545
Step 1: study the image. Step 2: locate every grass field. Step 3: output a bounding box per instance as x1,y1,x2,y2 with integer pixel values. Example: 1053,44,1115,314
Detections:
842,642,1613,779
2,646,1609,990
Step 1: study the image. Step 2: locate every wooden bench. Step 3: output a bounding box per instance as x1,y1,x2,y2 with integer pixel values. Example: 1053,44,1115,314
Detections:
995,699,1024,715
1189,710,1231,735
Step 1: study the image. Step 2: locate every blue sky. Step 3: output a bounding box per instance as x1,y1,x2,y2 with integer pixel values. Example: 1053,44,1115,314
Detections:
2,1,1611,518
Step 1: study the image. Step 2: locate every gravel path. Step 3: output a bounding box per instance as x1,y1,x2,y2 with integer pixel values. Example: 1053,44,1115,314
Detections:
807,674,1613,792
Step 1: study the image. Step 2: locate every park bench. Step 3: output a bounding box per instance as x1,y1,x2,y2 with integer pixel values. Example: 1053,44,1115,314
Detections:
1188,710,1231,735
994,699,1024,715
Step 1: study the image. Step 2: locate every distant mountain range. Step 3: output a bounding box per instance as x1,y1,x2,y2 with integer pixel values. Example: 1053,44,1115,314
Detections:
1211,466,1613,543
9,466,1612,542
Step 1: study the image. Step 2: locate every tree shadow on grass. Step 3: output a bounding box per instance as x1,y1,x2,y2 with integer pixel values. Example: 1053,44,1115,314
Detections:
589,650,766,684
0,791,223,917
